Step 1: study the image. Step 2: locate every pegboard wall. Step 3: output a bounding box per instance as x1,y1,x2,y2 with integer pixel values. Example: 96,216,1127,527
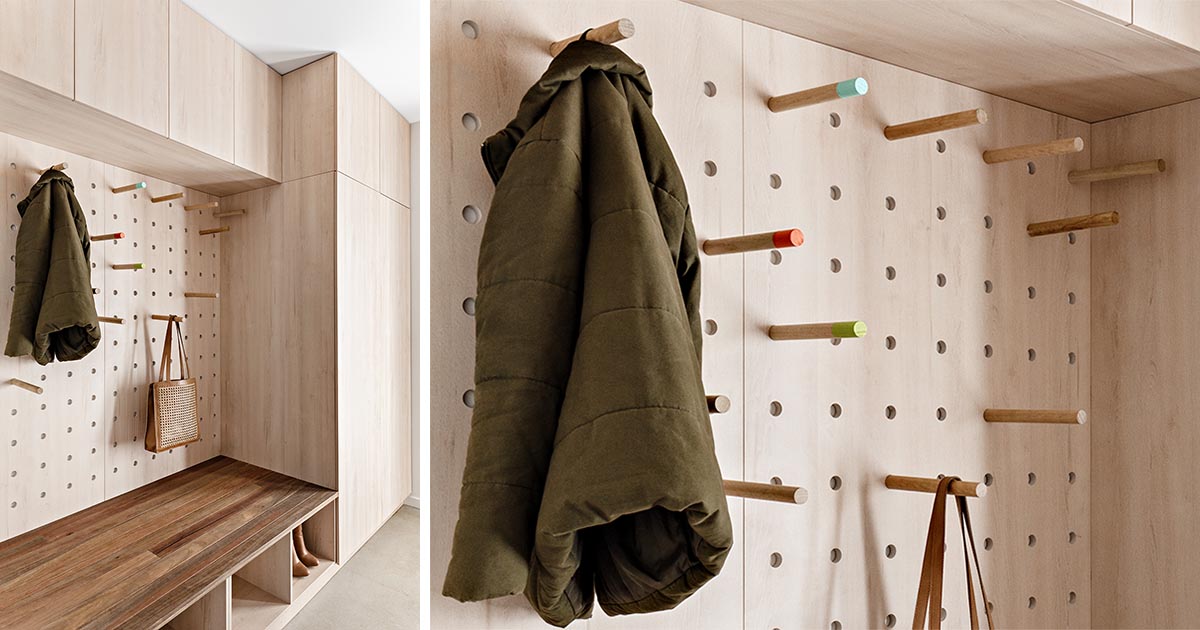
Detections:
0,132,223,542
433,2,1091,628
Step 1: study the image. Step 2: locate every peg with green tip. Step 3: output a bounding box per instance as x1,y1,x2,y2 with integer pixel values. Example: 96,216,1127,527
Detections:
768,321,867,341
111,181,146,194
768,77,868,113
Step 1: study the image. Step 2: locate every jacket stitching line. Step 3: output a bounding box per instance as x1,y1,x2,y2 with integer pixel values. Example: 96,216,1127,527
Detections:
460,480,537,491
475,374,564,392
577,305,685,339
555,404,694,448
477,278,578,295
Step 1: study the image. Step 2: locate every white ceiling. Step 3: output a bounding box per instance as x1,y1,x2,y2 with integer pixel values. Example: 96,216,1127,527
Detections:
183,0,420,122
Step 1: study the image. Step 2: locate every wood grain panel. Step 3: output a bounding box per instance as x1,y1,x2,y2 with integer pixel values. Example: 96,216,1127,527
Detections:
234,46,283,181
282,55,337,183
75,0,170,135
686,0,1200,122
0,0,74,98
337,58,381,190
168,576,230,630
169,0,236,161
336,176,411,561
380,101,413,207
1090,98,1200,629
1132,0,1200,52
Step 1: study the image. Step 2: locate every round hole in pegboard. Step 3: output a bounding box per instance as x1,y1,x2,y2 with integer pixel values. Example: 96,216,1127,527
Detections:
984,537,993,550
984,473,994,486
936,407,947,422
461,112,480,131
461,20,479,39
936,139,947,153
936,206,947,221
885,196,896,211
936,273,946,287
462,205,482,224
1028,534,1037,547
831,622,842,630
1068,232,1077,245
1069,351,1077,365
830,548,842,563
1028,348,1037,361
885,613,897,628
936,340,947,354
1069,531,1078,544
770,476,782,485
830,476,842,491
984,215,993,230
769,401,783,417
1068,291,1077,305
1027,162,1037,175
1028,596,1037,609
1028,472,1037,485
885,405,897,420
830,258,842,273
830,185,842,201
885,544,897,559
829,112,841,128
885,266,896,281
768,173,782,189
885,336,897,350
984,279,993,294
769,552,783,568
1069,591,1078,605
1069,471,1077,484
830,403,842,418
702,81,717,98
462,297,476,316
703,161,717,177
769,250,783,265
1028,286,1037,299
462,390,475,408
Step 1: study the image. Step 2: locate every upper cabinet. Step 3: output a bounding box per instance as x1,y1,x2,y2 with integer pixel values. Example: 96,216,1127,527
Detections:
235,47,283,181
1132,0,1200,52
282,55,338,182
169,0,235,161
337,57,381,191
75,0,170,135
0,0,74,98
380,102,412,208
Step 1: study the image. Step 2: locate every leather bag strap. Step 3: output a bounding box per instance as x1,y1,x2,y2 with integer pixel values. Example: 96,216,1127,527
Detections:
912,476,953,630
956,495,994,630
157,319,174,382
173,320,191,380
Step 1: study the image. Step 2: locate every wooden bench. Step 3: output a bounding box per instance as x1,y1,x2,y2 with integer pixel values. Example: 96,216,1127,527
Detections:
0,457,337,630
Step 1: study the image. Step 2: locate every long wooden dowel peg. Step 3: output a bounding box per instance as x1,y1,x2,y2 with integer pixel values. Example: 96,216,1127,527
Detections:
1027,211,1119,237
707,395,731,414
724,480,808,504
983,137,1084,164
151,314,184,322
91,232,125,242
884,108,987,141
184,201,219,212
111,182,146,194
111,263,143,270
983,408,1087,424
9,378,43,395
150,192,183,203
43,162,68,173
184,292,218,299
702,229,803,256
768,77,868,113
885,475,986,498
199,226,230,236
769,321,867,341
98,316,124,324
1068,159,1166,184
549,19,634,57
213,209,246,218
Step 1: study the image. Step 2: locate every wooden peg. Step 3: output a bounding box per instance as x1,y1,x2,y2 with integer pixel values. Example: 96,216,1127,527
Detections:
199,226,230,236
884,108,987,141
983,408,1087,424
1068,159,1166,184
9,378,43,395
184,292,218,299
111,182,146,194
983,137,1084,164
1027,211,1119,237
150,192,184,203
111,263,143,270
768,77,869,113
43,162,68,173
151,314,184,322
769,321,867,341
98,316,125,324
91,232,125,242
213,209,246,218
707,395,731,414
184,201,219,212
549,18,635,57
724,479,808,504
702,229,803,256
885,475,986,498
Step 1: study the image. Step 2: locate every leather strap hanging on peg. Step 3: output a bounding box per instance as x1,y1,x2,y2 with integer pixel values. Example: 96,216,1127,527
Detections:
912,476,993,630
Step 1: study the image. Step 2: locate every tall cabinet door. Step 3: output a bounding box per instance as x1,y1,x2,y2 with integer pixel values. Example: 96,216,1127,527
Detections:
75,0,169,135
0,0,74,98
169,0,235,160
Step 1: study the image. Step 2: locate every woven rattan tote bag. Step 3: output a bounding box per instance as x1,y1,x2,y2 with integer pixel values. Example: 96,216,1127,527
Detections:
145,317,199,453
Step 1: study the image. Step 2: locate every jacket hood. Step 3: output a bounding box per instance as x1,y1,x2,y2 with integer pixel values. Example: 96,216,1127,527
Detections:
18,169,74,218
481,40,652,183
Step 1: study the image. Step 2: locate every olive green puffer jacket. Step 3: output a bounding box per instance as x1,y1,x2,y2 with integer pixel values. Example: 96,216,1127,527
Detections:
5,169,99,365
443,40,732,626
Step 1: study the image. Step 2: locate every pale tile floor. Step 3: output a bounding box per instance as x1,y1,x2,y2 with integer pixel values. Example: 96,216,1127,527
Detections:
286,506,419,630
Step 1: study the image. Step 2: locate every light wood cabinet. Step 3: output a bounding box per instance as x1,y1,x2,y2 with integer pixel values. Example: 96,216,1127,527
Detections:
0,0,74,98
1068,0,1133,23
234,46,282,180
380,101,412,207
75,0,169,135
1133,0,1200,52
170,0,235,161
282,55,337,182
337,57,381,190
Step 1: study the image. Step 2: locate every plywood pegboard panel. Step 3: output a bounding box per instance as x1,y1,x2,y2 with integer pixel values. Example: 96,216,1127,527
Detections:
433,1,1092,628
0,133,222,540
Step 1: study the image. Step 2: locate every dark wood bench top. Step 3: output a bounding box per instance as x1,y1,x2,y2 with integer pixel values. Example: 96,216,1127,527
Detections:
0,456,336,630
